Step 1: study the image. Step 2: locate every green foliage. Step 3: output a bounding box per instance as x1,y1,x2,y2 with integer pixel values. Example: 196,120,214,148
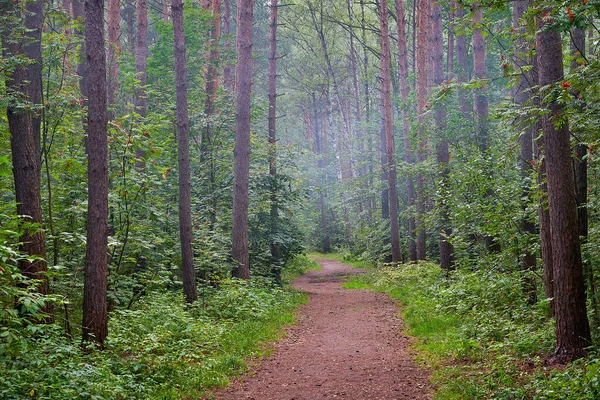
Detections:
344,263,600,399
0,283,306,399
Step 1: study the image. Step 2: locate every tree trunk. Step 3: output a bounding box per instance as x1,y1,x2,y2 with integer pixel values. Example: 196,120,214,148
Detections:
135,0,148,117
454,2,470,118
107,0,120,115
415,0,430,261
82,0,109,346
163,0,169,21
431,0,453,270
378,0,401,264
513,0,536,304
223,0,233,90
2,0,52,319
172,0,198,303
231,0,255,279
570,27,597,320
268,0,280,280
536,12,591,360
396,0,416,262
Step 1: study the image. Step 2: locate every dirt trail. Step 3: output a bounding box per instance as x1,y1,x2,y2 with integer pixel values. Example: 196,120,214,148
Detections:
213,258,432,400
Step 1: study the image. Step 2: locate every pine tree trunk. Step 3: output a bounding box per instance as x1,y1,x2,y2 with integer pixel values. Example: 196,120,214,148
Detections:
513,0,536,304
268,0,280,280
379,0,401,264
135,0,148,117
536,12,591,360
431,0,453,270
454,2,470,118
107,0,120,114
172,0,198,302
223,0,232,90
82,0,109,346
231,0,255,279
396,0,416,262
2,0,52,319
415,0,430,261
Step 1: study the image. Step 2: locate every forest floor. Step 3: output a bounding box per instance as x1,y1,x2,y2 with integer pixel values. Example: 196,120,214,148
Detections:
210,257,433,400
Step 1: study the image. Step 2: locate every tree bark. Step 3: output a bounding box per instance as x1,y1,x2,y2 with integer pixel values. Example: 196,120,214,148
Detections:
378,0,401,264
454,2,470,118
268,0,280,280
223,0,232,90
172,0,198,303
107,0,120,115
513,0,536,304
82,0,109,346
231,0,255,279
431,0,453,270
536,12,591,360
396,0,416,261
2,0,52,319
415,0,430,261
135,0,148,117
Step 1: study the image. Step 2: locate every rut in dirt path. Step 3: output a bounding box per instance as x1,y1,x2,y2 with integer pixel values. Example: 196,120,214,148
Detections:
213,258,432,400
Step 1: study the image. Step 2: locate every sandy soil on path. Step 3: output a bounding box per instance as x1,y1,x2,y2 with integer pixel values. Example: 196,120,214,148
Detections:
211,258,432,400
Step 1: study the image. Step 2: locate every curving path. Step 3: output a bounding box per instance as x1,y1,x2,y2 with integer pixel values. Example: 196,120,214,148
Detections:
212,258,432,400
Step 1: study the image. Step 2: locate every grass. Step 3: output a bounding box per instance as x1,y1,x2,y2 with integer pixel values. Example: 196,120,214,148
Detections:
309,252,375,269
338,260,600,399
0,254,318,400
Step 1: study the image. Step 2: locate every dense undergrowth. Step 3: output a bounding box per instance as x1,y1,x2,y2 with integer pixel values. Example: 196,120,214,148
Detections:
0,255,318,399
341,257,600,399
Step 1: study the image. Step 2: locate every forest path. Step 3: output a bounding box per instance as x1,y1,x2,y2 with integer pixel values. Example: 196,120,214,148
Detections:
212,258,432,400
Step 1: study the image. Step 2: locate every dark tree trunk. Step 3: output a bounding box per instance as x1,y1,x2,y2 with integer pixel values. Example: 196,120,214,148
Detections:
107,0,120,115
415,0,429,261
163,0,169,21
223,0,232,90
454,2,470,118
2,0,52,319
82,0,109,346
472,6,488,151
379,0,401,264
431,0,453,270
231,0,255,279
537,13,591,360
513,0,536,304
380,98,389,221
268,0,280,281
135,0,148,117
570,27,597,320
396,0,416,262
172,0,198,303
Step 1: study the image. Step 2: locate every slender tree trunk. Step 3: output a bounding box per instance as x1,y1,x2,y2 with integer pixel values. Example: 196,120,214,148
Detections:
431,0,453,270
2,0,52,319
268,0,280,281
82,0,109,346
395,0,416,261
135,0,148,117
172,0,198,303
570,27,597,320
378,0,401,264
454,2,470,118
379,97,389,220
107,0,120,116
163,0,169,21
123,0,135,52
447,0,455,79
231,0,255,279
223,0,232,90
513,0,536,304
537,11,591,360
415,0,430,261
